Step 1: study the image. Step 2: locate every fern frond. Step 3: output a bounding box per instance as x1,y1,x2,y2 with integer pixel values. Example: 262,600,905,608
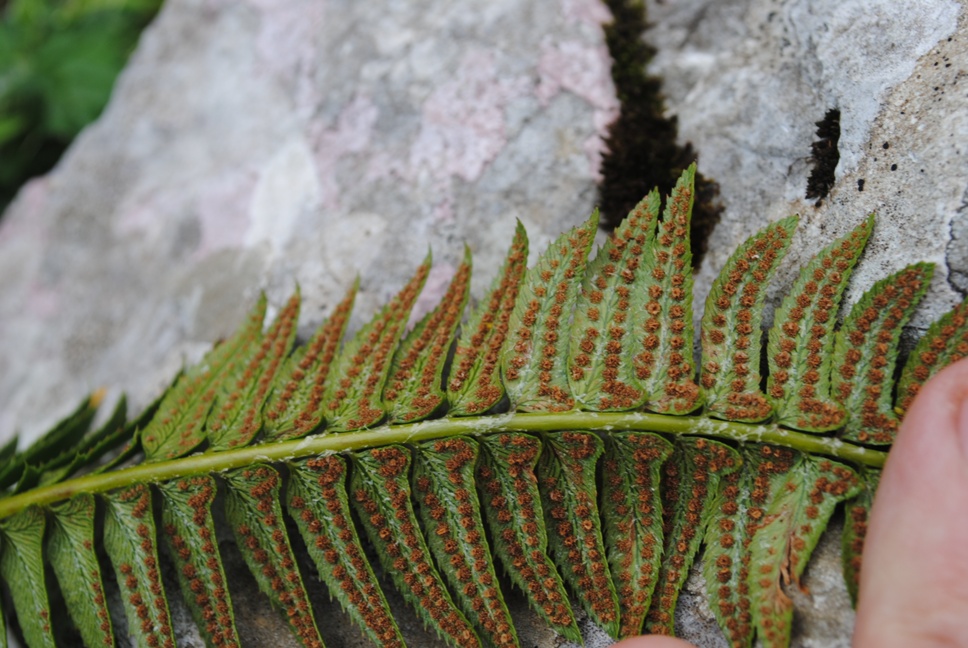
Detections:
601,431,671,638
386,249,472,423
896,292,968,415
633,164,702,414
701,215,797,422
448,222,528,416
47,495,113,648
413,438,518,646
538,432,618,635
325,255,431,430
225,465,323,647
477,432,580,642
841,466,879,606
102,485,174,648
350,446,479,646
3,395,99,492
503,214,597,411
832,263,932,443
207,289,301,450
1,166,964,648
0,507,53,647
645,437,740,635
264,281,357,441
767,215,873,432
747,450,859,648
0,557,6,648
158,476,240,647
570,191,658,411
702,454,756,648
142,294,267,461
287,456,406,648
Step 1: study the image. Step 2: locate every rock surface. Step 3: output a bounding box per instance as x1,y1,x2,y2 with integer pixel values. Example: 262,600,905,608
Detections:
0,0,964,646
0,0,618,445
647,0,966,332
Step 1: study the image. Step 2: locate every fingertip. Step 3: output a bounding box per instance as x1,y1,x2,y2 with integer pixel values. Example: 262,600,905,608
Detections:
610,637,697,648
897,356,968,456
854,356,968,646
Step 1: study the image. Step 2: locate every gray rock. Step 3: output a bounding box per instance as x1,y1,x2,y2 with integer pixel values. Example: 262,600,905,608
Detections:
646,0,966,332
0,0,964,646
0,0,617,443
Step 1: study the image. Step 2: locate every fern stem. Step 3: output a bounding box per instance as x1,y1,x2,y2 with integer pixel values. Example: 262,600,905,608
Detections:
0,412,886,520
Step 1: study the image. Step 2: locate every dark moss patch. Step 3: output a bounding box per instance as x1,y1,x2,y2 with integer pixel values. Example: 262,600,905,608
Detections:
598,0,722,269
805,109,841,204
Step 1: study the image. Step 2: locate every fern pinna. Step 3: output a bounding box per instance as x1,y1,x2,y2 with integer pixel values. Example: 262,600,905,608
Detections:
0,164,964,648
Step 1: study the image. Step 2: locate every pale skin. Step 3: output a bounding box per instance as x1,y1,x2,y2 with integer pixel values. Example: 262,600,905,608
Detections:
614,356,968,648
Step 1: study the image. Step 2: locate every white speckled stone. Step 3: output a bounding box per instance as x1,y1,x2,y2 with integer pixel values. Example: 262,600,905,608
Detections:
646,0,966,334
0,0,616,446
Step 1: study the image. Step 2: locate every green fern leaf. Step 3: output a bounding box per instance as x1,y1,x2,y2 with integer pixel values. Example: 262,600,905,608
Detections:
325,256,431,430
747,449,860,648
47,494,114,648
841,467,879,606
413,438,518,647
503,214,597,411
896,293,968,414
12,465,44,497
141,294,267,460
223,465,323,647
701,216,798,422
633,163,702,414
767,215,874,431
102,484,175,648
287,456,406,648
0,507,55,648
538,431,620,636
3,394,98,491
93,427,142,476
700,444,861,648
386,249,472,423
601,431,673,638
476,433,580,643
702,454,756,648
645,437,741,635
832,263,933,443
71,411,132,477
158,476,240,648
350,445,481,647
94,385,169,475
0,571,5,648
36,395,128,487
569,192,659,411
0,436,17,465
264,282,357,441
19,395,99,467
448,222,528,415
207,289,301,450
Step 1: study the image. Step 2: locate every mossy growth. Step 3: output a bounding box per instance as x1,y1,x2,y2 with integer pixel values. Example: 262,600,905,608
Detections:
805,108,841,205
598,0,722,269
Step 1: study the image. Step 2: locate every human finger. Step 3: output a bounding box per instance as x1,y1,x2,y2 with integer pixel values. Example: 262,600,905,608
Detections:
853,356,968,646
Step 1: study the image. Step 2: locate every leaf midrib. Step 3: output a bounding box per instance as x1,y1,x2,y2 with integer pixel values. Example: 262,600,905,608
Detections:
0,410,887,519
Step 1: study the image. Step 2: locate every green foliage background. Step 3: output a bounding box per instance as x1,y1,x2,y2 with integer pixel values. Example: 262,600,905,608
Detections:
0,0,162,213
